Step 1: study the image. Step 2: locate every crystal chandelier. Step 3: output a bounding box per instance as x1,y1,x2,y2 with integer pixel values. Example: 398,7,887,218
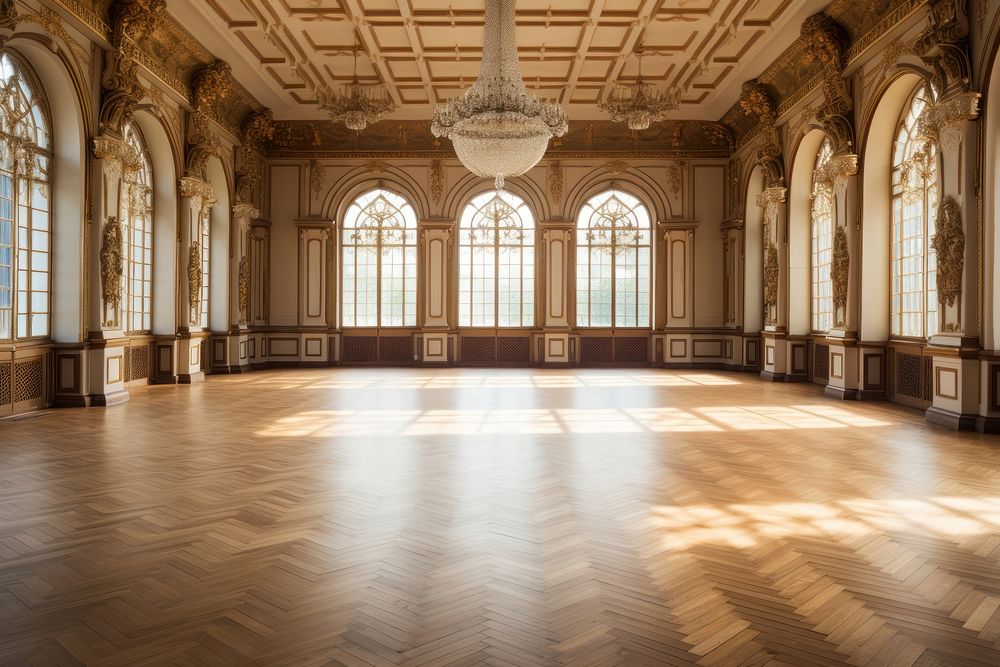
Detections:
318,40,395,132
431,0,568,190
600,48,677,131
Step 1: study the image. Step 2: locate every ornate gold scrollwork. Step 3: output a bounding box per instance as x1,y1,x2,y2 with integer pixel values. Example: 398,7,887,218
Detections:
832,225,849,328
187,241,203,325
933,196,965,312
100,217,124,327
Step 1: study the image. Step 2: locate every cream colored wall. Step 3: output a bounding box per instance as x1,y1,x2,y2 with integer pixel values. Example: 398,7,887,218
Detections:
261,155,731,365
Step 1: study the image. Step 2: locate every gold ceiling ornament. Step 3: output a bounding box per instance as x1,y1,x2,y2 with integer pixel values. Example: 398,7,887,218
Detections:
431,0,568,191
600,46,678,131
318,38,395,132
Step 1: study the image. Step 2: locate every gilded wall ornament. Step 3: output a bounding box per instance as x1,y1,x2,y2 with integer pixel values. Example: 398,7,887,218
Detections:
430,159,445,204
238,254,250,323
933,196,965,309
100,0,166,136
185,112,217,180
187,241,203,325
364,159,391,174
666,162,682,198
914,0,971,96
738,80,783,186
832,224,849,327
309,160,326,196
801,11,853,151
763,241,779,325
548,161,563,204
241,108,275,152
604,160,630,175
192,60,233,116
0,0,18,34
100,217,124,327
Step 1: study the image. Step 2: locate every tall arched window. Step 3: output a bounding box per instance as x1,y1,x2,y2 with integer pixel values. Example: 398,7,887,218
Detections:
576,190,651,328
891,84,938,338
811,137,834,332
199,209,210,328
458,190,534,327
122,122,152,333
0,52,50,341
342,189,417,327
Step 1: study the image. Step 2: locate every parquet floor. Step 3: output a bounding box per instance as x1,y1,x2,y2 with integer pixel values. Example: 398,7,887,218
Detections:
3,369,1000,666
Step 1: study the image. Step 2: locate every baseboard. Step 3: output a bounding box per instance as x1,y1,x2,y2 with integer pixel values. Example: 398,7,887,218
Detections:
178,371,206,384
925,406,977,431
974,416,1000,434
89,389,130,407
53,395,92,408
760,370,786,382
824,386,859,400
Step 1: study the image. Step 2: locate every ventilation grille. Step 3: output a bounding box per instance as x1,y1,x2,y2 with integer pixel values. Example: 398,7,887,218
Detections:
497,336,530,363
379,336,413,365
14,358,44,402
896,352,922,399
814,344,829,381
343,336,378,363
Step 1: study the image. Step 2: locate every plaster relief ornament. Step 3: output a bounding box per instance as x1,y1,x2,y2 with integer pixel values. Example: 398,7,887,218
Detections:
932,196,965,310
187,241,203,325
832,224,849,327
430,159,445,204
431,0,567,190
238,254,250,323
100,217,124,326
738,80,783,187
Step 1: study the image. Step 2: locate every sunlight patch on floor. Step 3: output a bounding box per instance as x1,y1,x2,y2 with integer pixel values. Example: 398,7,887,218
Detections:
649,496,1000,550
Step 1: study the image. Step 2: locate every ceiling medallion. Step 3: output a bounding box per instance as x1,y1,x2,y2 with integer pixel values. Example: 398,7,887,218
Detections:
318,39,395,132
431,0,568,190
600,47,678,131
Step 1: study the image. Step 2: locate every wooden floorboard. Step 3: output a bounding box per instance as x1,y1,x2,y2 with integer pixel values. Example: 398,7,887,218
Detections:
2,368,1000,665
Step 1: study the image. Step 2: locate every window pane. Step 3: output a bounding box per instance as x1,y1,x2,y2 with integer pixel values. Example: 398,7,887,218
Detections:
341,189,417,327
576,190,651,328
458,191,535,327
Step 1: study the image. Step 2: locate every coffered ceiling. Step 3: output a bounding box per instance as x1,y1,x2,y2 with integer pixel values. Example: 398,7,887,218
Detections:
172,0,831,122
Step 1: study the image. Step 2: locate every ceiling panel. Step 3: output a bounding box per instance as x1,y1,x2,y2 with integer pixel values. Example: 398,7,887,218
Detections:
178,0,832,121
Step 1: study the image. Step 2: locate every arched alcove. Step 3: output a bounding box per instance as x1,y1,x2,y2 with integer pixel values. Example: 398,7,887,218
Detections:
788,128,828,336
7,42,87,344
983,51,1000,350
860,72,921,342
744,165,765,333
132,110,178,336
206,157,230,332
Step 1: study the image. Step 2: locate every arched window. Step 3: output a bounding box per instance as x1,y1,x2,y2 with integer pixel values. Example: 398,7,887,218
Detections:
811,137,834,332
576,190,651,328
122,122,152,333
199,208,210,328
0,52,50,341
341,189,417,327
891,84,938,338
458,190,534,327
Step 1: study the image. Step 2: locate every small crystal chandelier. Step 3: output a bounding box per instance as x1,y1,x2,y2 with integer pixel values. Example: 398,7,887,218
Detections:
431,0,568,190
318,39,395,132
600,47,678,131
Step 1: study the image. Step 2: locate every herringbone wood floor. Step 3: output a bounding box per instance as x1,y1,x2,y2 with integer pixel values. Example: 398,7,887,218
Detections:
2,368,1000,666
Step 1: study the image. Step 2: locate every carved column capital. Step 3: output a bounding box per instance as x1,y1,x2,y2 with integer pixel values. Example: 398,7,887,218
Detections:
920,91,981,154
